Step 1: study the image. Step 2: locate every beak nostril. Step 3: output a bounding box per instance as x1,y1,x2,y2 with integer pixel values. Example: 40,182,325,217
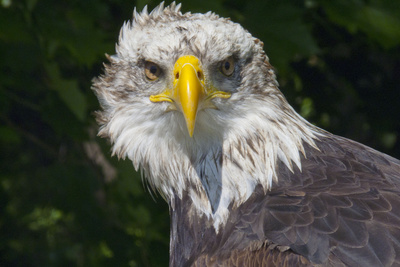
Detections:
175,72,180,79
197,71,202,79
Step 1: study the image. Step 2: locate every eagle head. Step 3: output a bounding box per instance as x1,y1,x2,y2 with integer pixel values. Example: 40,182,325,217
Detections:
93,2,317,226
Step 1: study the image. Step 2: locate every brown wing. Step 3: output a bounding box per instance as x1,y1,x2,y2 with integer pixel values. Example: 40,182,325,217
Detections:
193,243,313,267
234,134,400,266
171,134,400,266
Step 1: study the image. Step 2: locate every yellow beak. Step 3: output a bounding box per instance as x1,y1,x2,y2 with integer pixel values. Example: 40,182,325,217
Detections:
150,55,231,137
173,56,205,137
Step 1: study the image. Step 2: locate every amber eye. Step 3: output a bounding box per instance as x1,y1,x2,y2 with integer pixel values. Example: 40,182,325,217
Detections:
220,56,235,76
145,61,161,80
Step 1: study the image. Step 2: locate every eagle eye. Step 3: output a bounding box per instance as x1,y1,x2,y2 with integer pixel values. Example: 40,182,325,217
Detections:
145,61,161,80
220,56,235,76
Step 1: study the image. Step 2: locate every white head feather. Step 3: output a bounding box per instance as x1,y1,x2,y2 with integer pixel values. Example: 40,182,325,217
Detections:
93,2,320,229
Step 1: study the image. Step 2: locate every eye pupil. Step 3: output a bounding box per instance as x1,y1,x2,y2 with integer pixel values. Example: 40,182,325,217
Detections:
224,62,230,70
150,65,158,74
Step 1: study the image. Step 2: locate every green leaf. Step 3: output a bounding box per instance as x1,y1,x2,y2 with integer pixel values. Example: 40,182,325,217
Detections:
45,63,87,121
1,0,12,8
0,126,21,144
243,1,319,74
322,0,400,49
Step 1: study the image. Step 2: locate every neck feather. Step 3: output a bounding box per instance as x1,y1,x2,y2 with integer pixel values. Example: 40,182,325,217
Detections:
103,96,321,229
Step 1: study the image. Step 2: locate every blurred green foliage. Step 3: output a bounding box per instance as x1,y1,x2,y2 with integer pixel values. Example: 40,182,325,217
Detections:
0,0,399,266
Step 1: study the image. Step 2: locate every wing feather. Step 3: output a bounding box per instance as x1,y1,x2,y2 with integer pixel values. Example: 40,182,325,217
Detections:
257,134,400,265
177,134,400,266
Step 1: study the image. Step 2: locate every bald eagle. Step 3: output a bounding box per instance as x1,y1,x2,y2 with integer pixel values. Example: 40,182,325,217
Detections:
93,3,400,266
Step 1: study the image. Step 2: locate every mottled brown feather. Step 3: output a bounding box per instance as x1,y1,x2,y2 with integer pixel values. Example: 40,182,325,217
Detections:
169,134,400,266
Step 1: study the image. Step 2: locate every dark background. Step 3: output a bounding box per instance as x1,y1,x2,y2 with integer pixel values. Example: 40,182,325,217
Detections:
1,0,399,266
